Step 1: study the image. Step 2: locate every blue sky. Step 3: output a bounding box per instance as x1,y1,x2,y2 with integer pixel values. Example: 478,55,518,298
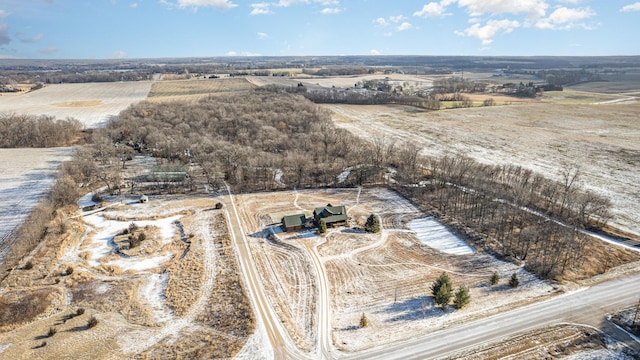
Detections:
0,0,639,59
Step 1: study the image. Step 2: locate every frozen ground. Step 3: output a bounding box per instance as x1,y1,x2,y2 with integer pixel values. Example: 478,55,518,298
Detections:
328,100,640,237
0,82,152,128
407,217,475,255
0,147,72,262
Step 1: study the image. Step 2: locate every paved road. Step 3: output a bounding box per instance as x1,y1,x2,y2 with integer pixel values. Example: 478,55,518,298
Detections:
347,272,640,359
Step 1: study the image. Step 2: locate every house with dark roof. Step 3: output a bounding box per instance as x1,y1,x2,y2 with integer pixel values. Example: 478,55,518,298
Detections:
282,214,307,232
313,204,348,228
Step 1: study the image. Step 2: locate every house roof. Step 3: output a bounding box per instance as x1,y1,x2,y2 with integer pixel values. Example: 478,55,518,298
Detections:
282,214,306,228
314,205,347,224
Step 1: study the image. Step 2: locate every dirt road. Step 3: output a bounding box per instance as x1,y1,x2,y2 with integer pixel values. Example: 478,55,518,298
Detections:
223,184,308,359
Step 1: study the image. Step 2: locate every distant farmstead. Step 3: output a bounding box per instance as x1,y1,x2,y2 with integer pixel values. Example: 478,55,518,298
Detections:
313,204,348,228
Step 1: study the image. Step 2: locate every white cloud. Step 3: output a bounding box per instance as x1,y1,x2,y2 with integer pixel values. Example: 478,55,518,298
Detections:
130,2,139,8
457,0,548,18
389,15,406,23
370,49,381,55
257,32,268,39
110,50,128,59
226,50,237,56
320,7,341,14
276,0,338,7
175,0,237,10
414,2,449,18
457,19,520,45
535,6,595,29
621,2,640,12
16,32,44,43
396,22,413,31
250,2,272,15
375,17,389,26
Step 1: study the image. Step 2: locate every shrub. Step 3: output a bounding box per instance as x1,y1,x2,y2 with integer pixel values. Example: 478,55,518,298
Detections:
490,271,500,285
359,313,368,328
47,327,57,337
365,214,381,233
23,261,33,270
137,232,146,242
129,234,140,249
215,202,224,209
87,316,98,329
65,266,74,276
76,308,85,316
509,273,520,288
128,222,138,233
453,285,471,309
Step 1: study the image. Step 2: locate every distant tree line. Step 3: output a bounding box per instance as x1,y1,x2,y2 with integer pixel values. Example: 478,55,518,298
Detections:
0,114,83,148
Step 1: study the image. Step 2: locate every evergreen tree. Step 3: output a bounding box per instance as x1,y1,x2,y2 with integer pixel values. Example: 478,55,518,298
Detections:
319,219,327,234
359,312,368,328
490,271,500,286
453,285,471,309
365,214,381,233
431,272,453,308
509,273,520,288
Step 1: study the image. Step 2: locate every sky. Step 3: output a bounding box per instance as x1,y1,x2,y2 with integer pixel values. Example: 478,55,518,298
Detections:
0,0,639,59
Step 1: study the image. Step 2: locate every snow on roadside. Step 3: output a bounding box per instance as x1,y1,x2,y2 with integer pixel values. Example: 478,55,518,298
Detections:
407,217,475,255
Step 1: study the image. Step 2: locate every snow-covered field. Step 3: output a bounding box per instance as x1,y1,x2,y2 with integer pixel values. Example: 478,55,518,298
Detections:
0,81,152,128
328,100,640,237
407,217,475,255
0,147,72,262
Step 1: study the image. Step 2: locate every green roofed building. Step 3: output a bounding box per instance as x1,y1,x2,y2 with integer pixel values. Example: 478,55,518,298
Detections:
313,204,348,228
282,214,307,232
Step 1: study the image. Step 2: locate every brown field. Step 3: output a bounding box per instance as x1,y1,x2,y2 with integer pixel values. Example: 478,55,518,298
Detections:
0,195,254,359
146,77,256,102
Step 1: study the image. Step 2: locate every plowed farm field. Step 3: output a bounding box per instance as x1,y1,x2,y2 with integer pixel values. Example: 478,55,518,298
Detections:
146,77,256,102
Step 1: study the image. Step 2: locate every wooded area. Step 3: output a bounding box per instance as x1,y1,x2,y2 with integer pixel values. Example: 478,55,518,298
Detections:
0,114,83,148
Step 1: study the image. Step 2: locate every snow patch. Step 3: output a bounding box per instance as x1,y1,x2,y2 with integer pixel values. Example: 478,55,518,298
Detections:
139,273,173,323
0,343,10,354
408,217,475,255
109,255,171,272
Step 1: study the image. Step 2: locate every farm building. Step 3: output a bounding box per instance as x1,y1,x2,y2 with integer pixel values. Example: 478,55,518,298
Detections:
282,214,307,232
313,204,348,228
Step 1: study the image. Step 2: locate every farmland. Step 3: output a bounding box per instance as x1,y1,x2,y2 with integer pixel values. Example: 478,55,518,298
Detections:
0,81,152,128
1,56,639,359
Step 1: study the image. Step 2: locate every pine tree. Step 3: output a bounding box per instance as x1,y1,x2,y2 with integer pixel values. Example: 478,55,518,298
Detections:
319,219,327,234
359,312,368,328
365,214,381,233
453,285,471,309
509,273,519,288
490,271,500,286
431,272,453,308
